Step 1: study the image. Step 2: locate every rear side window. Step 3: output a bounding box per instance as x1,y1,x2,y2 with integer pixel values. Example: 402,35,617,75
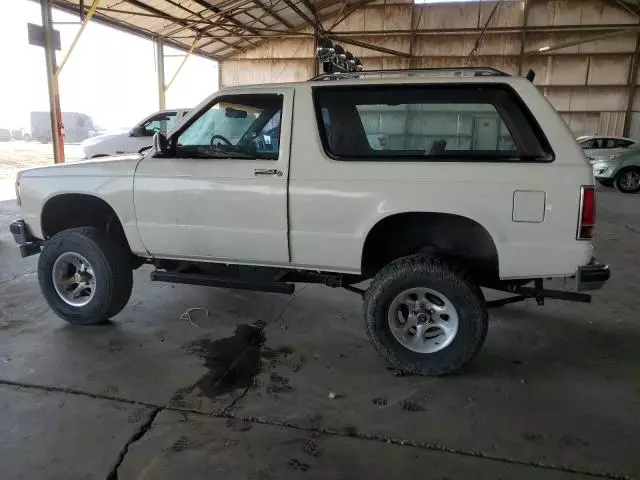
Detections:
614,139,633,148
313,84,553,162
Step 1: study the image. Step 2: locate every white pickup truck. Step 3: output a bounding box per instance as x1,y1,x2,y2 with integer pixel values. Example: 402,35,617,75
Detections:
10,67,609,375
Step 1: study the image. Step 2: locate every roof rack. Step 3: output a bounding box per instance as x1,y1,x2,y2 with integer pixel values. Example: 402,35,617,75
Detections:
310,67,510,81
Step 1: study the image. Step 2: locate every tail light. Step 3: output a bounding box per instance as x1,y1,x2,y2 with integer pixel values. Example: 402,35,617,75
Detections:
577,186,595,240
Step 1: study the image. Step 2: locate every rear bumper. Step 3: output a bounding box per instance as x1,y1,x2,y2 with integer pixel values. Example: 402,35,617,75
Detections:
576,259,610,291
9,219,42,257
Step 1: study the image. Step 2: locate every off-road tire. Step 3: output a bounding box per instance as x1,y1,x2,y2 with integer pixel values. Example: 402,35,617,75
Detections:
38,227,133,325
364,254,488,376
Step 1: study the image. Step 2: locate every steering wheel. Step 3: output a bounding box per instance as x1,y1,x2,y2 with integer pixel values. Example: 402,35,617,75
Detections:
209,134,232,151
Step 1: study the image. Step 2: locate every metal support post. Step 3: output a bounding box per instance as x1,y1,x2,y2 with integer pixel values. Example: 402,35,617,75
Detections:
624,31,640,136
155,37,166,110
164,36,200,92
56,0,100,75
518,0,529,76
40,0,64,163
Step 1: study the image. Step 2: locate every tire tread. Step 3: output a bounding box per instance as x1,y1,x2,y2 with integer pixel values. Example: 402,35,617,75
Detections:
38,227,133,325
364,254,487,376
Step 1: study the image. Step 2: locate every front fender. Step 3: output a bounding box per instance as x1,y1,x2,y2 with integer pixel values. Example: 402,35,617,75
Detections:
17,156,147,255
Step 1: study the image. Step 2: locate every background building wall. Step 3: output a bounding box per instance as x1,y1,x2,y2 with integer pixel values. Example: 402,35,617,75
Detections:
221,0,640,137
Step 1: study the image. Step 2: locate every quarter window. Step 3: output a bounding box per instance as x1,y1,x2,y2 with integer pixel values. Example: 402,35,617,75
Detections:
613,139,633,148
313,85,552,161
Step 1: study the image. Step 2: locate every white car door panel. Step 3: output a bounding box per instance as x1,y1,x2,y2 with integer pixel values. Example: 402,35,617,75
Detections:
134,89,293,265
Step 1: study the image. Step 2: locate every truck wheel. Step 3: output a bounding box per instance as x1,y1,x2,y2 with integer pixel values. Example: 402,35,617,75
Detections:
364,255,487,376
614,168,640,194
38,227,133,325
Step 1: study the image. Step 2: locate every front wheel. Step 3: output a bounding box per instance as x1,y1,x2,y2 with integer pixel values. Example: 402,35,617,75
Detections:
614,168,640,194
364,255,487,376
38,227,133,325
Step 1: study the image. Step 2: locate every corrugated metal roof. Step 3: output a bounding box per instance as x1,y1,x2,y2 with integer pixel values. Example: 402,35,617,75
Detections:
50,0,373,60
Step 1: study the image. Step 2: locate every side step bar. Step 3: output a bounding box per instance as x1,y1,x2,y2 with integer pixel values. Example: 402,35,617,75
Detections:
150,270,295,295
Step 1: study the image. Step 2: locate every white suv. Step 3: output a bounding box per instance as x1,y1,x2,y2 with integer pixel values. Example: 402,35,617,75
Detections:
10,67,609,375
80,109,189,158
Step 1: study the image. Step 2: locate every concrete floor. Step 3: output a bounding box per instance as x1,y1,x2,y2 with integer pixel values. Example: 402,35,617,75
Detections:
0,188,639,480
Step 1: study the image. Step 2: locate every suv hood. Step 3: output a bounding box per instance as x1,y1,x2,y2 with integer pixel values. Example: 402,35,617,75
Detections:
18,153,142,179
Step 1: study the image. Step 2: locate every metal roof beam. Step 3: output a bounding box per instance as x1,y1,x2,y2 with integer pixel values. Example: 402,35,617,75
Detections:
299,0,323,32
49,0,220,60
280,0,317,29
189,0,262,36
252,0,294,29
122,0,247,52
328,0,373,31
159,0,256,37
327,35,411,58
603,0,640,17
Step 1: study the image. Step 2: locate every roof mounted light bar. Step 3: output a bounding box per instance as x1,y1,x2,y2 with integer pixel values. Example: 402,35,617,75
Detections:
316,37,363,74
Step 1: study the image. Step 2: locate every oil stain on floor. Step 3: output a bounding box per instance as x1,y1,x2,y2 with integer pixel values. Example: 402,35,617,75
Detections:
172,323,295,408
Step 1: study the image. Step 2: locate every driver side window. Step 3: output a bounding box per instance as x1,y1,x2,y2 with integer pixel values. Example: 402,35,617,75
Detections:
176,94,283,160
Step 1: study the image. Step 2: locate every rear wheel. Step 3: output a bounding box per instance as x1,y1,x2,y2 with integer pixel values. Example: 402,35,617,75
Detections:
23,133,31,142
364,254,487,376
38,227,133,325
614,168,640,194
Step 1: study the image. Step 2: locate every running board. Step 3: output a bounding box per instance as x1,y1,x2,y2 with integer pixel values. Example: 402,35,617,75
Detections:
150,270,295,295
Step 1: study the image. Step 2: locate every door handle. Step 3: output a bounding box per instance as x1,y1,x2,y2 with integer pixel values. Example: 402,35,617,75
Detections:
254,168,283,177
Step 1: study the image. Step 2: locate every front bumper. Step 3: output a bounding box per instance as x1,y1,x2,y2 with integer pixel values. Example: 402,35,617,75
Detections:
576,259,610,291
9,219,42,257
592,163,618,180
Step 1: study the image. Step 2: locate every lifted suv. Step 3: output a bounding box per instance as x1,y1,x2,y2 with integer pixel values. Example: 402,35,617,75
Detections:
10,67,609,375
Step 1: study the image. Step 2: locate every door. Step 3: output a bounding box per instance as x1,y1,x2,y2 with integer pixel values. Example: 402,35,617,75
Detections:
134,89,293,265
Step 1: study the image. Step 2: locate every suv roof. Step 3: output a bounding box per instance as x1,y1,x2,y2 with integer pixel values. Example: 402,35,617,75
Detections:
222,68,531,91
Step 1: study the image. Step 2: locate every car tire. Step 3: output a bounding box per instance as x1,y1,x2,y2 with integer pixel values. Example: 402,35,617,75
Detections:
23,133,31,142
614,168,640,194
38,227,133,325
364,254,487,376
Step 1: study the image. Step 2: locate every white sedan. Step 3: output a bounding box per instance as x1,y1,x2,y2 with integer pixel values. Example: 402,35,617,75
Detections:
81,109,189,158
577,135,636,163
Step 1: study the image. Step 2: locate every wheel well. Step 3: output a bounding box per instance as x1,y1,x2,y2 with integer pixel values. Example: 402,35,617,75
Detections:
361,212,499,283
41,194,130,252
617,165,640,175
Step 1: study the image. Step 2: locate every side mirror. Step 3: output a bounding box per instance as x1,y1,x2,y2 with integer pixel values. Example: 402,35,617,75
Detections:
153,132,169,154
130,126,147,137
